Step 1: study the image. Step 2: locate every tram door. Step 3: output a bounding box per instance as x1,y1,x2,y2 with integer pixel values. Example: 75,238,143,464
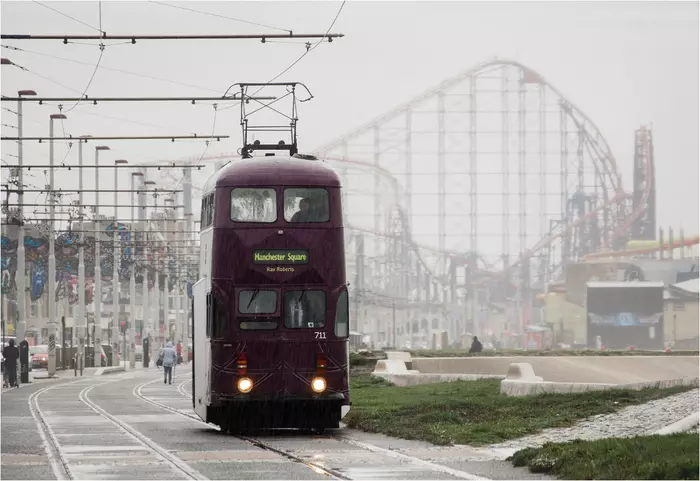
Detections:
192,279,210,421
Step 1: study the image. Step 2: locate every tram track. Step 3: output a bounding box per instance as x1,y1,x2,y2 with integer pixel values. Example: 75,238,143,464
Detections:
133,377,351,480
80,381,208,480
28,372,207,480
135,372,489,481
28,382,78,480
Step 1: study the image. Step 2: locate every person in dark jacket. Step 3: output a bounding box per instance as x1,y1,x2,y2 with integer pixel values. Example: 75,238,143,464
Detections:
469,336,483,354
3,339,20,387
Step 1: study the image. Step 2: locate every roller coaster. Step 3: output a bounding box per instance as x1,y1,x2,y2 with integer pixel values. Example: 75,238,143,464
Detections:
2,58,683,344
152,59,663,338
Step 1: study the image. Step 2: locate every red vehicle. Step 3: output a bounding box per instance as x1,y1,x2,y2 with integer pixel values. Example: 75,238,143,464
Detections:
31,344,49,370
192,154,350,433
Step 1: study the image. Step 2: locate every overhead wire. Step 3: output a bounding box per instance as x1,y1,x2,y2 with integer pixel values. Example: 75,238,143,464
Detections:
32,0,104,34
63,2,106,114
147,0,291,33
1,45,222,93
0,57,86,95
220,0,346,112
62,47,104,113
171,103,219,189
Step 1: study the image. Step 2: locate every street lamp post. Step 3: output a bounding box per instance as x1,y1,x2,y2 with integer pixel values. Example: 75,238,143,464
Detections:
143,179,156,360
151,186,162,349
112,159,128,367
172,196,182,356
182,165,193,362
94,145,110,368
77,135,92,372
47,112,66,378
164,196,174,345
15,89,37,348
129,171,143,369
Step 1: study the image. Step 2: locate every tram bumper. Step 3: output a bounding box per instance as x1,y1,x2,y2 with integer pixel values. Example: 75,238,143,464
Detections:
213,392,347,430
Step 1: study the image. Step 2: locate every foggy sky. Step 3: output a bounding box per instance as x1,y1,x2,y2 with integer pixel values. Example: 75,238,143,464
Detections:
1,1,698,245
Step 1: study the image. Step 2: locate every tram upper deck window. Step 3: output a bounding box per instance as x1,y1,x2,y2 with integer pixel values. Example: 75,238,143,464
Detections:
231,188,277,223
238,289,277,315
284,290,326,328
284,188,330,223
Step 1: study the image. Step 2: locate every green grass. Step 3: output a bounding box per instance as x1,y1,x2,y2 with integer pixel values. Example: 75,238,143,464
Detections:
346,375,694,446
508,433,700,479
404,349,699,358
350,351,386,367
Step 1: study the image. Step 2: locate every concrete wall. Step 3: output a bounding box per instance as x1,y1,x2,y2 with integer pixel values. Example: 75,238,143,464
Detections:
664,300,699,347
411,355,700,384
544,293,586,344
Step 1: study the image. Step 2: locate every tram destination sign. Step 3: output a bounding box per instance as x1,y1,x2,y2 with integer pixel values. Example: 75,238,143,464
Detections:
253,249,309,265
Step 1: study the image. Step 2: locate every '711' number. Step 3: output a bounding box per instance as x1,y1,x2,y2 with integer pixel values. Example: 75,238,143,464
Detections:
314,331,327,339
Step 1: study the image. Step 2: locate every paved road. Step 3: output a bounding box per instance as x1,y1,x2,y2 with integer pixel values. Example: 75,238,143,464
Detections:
1,367,548,480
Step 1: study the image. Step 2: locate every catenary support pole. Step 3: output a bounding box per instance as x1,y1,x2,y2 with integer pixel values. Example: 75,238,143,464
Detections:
16,90,37,351
94,145,110,368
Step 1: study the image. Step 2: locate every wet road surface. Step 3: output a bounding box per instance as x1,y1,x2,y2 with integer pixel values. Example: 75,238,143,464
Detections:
1,367,550,480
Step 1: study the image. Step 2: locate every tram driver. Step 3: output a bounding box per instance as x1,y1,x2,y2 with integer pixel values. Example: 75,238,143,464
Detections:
290,195,329,223
291,198,312,222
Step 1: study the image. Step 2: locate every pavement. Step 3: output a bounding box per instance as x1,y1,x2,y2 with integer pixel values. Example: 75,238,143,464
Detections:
1,364,548,480
411,355,700,384
2,362,144,395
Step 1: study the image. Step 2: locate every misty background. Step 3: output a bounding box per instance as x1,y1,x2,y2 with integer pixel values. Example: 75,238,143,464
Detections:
1,0,698,250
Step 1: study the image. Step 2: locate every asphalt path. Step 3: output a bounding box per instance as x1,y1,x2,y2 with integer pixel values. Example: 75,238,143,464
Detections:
1,366,549,480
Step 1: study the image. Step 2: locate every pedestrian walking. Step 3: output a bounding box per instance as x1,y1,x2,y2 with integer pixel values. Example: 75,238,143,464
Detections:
176,341,182,364
3,339,20,388
159,341,177,385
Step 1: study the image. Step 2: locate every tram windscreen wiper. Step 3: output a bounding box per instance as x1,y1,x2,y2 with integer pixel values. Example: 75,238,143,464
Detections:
295,290,307,309
246,288,261,311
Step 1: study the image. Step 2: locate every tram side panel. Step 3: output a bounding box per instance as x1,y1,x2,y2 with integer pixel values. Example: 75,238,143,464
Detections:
192,279,211,422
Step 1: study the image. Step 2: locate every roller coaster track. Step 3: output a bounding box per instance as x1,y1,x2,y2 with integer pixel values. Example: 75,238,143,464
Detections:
314,58,650,282
153,58,652,311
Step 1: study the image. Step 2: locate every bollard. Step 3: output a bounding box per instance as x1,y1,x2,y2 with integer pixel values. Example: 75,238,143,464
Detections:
74,353,78,377
19,340,29,384
48,334,57,377
143,337,150,368
129,342,135,369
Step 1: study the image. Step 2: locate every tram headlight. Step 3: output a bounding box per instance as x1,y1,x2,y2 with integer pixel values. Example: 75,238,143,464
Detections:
311,377,326,393
237,377,253,393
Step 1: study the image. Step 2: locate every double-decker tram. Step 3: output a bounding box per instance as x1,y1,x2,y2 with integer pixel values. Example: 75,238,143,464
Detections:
191,152,351,433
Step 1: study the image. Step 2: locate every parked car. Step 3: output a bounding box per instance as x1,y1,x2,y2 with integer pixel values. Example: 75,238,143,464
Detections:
30,344,49,370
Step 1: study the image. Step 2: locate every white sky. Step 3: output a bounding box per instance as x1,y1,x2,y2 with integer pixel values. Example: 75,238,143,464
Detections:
1,0,698,257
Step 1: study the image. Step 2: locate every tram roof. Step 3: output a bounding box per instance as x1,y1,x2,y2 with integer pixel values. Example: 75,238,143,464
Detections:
204,156,341,192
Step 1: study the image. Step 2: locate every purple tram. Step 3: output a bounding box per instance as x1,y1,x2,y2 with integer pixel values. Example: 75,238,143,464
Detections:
192,154,351,433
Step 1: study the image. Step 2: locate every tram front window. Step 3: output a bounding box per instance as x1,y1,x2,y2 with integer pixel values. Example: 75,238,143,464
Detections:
284,290,326,328
284,188,330,223
231,188,277,223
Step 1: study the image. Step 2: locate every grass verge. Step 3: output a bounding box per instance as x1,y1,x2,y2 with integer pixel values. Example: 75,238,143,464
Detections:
346,375,694,446
508,433,699,479
406,349,699,357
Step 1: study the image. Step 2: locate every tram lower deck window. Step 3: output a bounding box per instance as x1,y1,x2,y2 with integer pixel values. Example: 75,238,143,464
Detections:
284,290,326,328
238,290,277,314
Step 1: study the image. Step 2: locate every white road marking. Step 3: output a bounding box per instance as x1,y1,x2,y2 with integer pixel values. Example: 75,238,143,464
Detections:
338,438,490,480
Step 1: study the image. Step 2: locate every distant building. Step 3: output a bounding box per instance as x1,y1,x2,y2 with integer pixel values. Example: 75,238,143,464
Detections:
664,278,699,349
